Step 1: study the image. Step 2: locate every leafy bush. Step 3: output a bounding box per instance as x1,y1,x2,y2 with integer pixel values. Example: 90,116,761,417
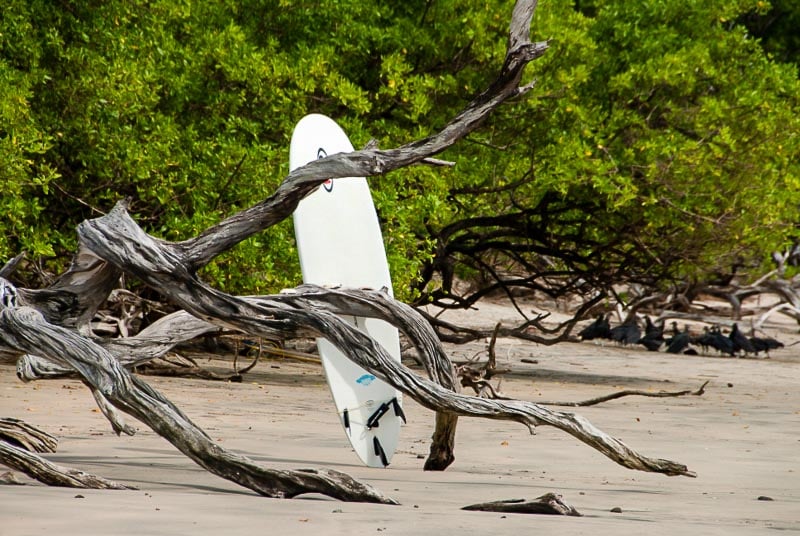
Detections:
1,0,798,303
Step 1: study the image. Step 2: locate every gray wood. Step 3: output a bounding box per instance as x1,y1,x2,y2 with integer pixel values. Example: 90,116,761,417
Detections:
463,493,582,516
0,0,694,502
0,306,396,503
75,206,693,477
0,418,58,453
16,310,221,381
0,438,134,490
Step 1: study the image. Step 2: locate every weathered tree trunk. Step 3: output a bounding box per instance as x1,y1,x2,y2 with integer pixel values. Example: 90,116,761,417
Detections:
0,0,695,503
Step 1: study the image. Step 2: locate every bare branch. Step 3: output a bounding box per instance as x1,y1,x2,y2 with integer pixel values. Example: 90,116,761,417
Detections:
540,381,709,407
176,1,549,270
0,418,58,453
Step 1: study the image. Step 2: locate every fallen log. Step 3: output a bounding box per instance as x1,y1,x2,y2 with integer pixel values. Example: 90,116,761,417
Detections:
463,493,582,516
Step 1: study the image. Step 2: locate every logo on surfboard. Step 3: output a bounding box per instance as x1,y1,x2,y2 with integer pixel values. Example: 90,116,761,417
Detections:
317,147,334,192
356,374,376,386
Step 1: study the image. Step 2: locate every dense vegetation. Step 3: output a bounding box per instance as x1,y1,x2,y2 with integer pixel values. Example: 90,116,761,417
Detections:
2,0,798,306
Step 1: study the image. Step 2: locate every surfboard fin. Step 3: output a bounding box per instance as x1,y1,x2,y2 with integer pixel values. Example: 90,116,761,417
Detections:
391,397,406,424
373,436,389,467
366,401,389,429
343,408,351,434
367,397,405,429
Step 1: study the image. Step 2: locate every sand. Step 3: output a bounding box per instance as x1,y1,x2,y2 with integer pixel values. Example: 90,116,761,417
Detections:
1,301,799,535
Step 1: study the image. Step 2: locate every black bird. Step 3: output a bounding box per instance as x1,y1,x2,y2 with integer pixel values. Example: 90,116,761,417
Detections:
664,321,680,345
579,314,612,341
749,334,784,357
707,326,735,356
729,323,755,356
610,316,641,345
644,316,664,340
693,326,714,354
638,316,664,351
639,337,663,351
666,324,691,354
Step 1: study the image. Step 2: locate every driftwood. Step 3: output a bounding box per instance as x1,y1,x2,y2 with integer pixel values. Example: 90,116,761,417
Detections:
459,365,708,405
0,419,134,490
0,418,58,453
42,202,697,477
0,0,695,503
0,439,135,490
540,381,709,407
15,310,221,381
463,493,582,516
0,305,397,503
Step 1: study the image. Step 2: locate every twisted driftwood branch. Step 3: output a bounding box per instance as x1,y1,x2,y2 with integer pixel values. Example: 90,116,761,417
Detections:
15,310,220,381
0,306,396,503
75,205,693,477
0,1,694,503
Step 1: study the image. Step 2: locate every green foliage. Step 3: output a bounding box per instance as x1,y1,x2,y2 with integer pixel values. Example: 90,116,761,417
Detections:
426,0,800,293
1,0,798,303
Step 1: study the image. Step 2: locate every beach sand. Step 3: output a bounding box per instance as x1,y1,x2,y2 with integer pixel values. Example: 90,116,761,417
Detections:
1,300,799,535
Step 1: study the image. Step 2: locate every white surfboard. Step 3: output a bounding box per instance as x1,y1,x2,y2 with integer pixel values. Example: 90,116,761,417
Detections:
290,113,404,468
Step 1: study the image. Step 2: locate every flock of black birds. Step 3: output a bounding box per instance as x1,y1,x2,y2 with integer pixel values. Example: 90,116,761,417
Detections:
578,314,784,357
